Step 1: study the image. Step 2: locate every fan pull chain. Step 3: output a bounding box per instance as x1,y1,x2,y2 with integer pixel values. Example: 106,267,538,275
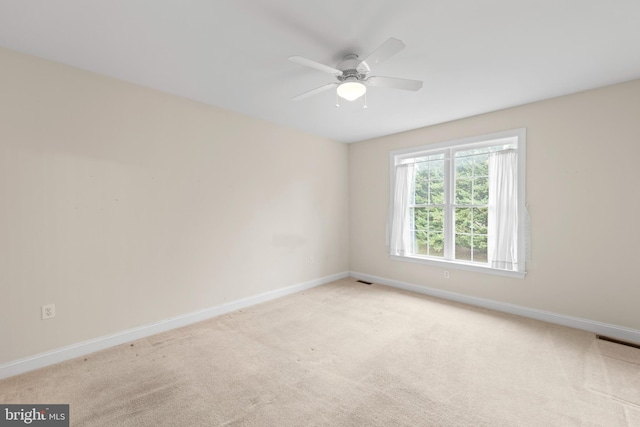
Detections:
363,92,368,109
335,91,340,108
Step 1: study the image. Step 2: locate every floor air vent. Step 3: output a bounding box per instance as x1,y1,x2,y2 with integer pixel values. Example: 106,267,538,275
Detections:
596,335,640,350
356,280,373,285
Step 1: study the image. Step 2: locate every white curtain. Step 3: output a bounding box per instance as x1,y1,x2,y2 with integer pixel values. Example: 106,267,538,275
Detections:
488,150,518,270
389,163,414,256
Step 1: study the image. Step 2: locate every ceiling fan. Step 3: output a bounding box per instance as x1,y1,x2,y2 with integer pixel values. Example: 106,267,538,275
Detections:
289,38,423,104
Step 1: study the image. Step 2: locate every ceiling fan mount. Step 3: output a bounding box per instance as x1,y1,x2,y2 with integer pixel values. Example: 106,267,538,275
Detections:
289,38,423,103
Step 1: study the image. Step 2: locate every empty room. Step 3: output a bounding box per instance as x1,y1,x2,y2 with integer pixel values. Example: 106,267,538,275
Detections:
1,1,639,426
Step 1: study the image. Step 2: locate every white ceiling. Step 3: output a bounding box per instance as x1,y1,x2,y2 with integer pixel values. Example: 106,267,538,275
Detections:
1,0,640,143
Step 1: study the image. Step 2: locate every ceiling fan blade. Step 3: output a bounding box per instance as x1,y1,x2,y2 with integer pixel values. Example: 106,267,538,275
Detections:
357,38,405,71
292,83,338,101
366,76,423,91
289,56,342,76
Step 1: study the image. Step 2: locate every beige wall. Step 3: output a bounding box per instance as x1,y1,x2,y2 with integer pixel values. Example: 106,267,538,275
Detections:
3,44,639,367
0,48,349,364
350,79,640,331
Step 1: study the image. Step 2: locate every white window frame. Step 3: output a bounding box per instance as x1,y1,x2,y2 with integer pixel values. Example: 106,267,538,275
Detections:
389,128,527,279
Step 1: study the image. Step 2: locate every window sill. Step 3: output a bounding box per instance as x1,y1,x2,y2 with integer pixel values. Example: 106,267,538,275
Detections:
390,254,526,279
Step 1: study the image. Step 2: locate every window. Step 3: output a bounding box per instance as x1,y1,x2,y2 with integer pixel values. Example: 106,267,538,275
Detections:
389,129,527,278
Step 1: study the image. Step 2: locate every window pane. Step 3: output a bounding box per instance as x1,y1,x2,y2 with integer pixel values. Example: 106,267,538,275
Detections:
409,207,415,231
473,207,488,234
414,165,429,204
428,207,444,232
455,207,471,234
430,180,444,204
428,232,445,257
413,206,444,258
429,160,444,205
473,177,488,204
414,159,446,206
430,160,444,181
414,207,444,232
455,178,472,204
474,154,489,176
473,236,488,263
455,234,472,261
413,207,428,231
456,157,472,177
414,231,428,255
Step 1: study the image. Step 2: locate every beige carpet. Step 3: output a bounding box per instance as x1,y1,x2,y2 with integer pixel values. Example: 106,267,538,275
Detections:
2,278,639,426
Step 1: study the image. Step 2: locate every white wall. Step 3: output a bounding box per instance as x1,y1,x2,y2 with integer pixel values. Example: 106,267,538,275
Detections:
350,79,640,331
0,48,349,364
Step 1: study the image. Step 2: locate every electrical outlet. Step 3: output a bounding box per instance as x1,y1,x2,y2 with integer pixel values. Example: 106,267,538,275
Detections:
444,271,450,279
42,304,56,320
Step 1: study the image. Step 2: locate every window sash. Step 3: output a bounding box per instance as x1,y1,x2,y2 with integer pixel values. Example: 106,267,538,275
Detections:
406,148,492,266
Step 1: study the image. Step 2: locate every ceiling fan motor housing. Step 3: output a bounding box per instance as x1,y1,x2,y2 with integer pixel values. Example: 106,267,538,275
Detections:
337,54,369,81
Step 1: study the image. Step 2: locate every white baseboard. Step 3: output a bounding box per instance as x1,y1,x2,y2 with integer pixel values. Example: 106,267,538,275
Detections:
350,271,640,345
0,271,349,380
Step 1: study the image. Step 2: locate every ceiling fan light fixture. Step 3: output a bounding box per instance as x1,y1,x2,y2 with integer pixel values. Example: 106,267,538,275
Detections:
337,81,366,101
